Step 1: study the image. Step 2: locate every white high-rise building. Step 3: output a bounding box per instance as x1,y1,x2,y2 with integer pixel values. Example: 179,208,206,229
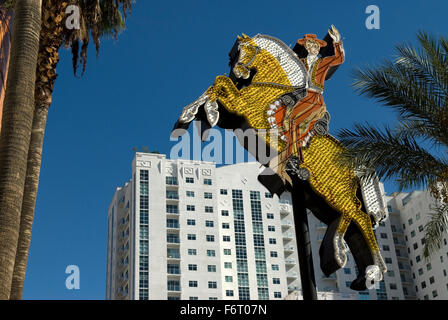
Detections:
106,153,301,300
385,190,448,300
106,152,405,300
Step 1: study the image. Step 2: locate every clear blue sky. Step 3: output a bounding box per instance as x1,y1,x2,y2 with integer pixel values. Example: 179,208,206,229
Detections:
22,0,448,299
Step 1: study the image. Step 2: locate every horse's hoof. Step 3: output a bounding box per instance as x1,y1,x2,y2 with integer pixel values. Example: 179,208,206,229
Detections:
349,275,368,291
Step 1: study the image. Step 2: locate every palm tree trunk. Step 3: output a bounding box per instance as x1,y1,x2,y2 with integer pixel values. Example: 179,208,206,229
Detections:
9,0,66,299
0,0,41,300
0,10,13,133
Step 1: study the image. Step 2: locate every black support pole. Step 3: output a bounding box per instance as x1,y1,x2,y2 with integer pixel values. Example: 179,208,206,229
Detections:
290,176,318,300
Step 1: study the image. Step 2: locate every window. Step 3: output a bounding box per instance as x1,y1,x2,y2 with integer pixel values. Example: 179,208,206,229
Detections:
272,264,279,271
208,281,217,289
204,192,213,199
188,249,197,256
187,234,196,240
427,263,432,271
205,220,214,227
166,190,179,199
222,223,230,229
223,249,231,255
421,281,426,289
416,255,421,263
206,235,215,242
205,206,214,213
416,212,421,220
344,268,352,274
430,276,435,284
387,270,395,277
359,292,370,300
253,234,264,247
411,230,416,238
387,205,393,213
413,243,418,250
432,290,438,298
268,226,275,232
189,281,198,287
223,235,231,242
166,204,179,214
166,219,179,229
390,283,397,290
207,250,216,257
186,177,194,184
166,176,178,185
267,213,274,219
186,205,195,212
225,276,233,282
380,233,388,239
187,219,196,226
220,189,228,195
188,264,197,271
265,192,273,198
274,292,282,298
221,210,229,216
208,265,216,272
269,238,277,245
270,251,278,258
189,297,198,300
226,290,234,297
383,245,390,251
273,278,280,284
385,258,392,264
345,281,351,288
441,256,445,263
418,268,423,276
408,218,413,226
204,178,212,185
186,191,195,197
224,262,232,269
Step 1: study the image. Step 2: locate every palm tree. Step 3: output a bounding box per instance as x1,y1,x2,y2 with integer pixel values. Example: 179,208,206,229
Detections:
8,0,133,299
338,31,448,260
0,3,13,133
0,0,42,300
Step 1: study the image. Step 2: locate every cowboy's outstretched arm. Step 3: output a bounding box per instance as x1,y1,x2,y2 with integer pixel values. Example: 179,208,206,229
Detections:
325,25,345,67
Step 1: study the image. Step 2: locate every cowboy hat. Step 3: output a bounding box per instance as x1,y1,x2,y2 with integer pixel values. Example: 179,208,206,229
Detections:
297,34,327,47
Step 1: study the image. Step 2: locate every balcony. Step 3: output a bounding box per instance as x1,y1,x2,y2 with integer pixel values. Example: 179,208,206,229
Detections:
322,274,337,281
287,271,298,279
167,235,180,245
288,285,299,292
166,192,179,202
285,258,296,266
283,232,294,240
284,246,295,253
166,224,180,230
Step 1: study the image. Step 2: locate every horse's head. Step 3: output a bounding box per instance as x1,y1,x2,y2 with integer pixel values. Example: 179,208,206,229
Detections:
232,34,259,80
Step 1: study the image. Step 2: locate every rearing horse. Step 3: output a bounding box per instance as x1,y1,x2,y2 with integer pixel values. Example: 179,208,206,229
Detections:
172,32,388,290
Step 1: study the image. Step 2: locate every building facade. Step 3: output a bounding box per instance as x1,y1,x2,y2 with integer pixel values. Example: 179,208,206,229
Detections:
385,190,448,300
107,152,420,300
106,153,301,300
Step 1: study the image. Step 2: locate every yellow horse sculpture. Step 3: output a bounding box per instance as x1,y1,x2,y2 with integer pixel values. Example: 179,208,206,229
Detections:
175,33,387,288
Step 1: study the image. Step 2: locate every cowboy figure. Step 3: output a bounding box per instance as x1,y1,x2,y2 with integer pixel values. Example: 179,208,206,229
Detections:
275,25,344,163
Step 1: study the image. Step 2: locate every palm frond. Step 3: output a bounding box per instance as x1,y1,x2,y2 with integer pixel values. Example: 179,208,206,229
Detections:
64,0,133,76
338,123,448,190
423,203,448,259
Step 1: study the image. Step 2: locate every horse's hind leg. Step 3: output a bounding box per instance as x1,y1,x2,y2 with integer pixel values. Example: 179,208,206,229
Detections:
333,215,351,268
351,211,387,278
